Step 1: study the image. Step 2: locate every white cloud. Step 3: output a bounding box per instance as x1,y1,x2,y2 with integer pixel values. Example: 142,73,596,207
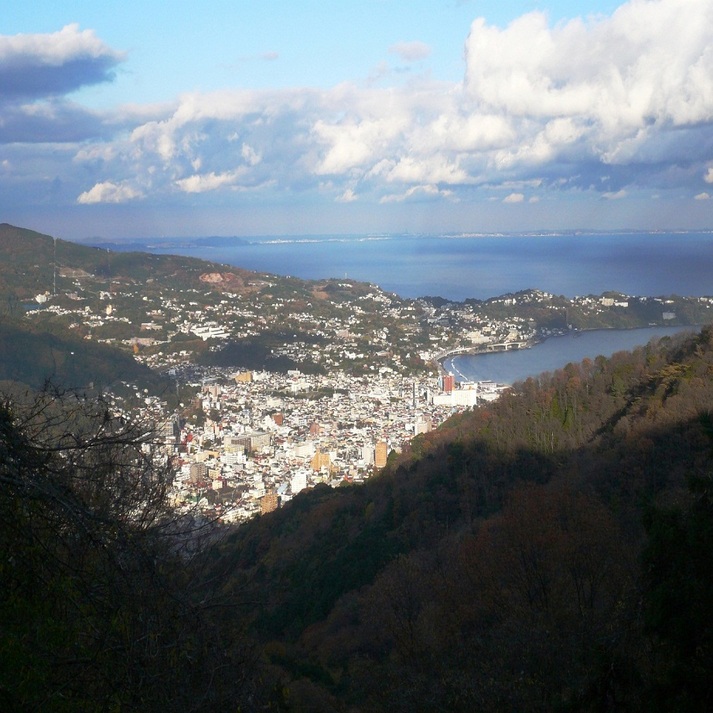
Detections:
0,23,121,64
380,184,453,204
77,180,142,204
410,112,515,154
7,2,713,218
241,143,261,166
0,24,123,98
602,189,628,200
74,144,117,163
386,155,469,185
464,0,713,181
313,112,408,175
388,41,431,62
695,191,710,200
337,188,358,203
175,170,244,193
465,2,713,127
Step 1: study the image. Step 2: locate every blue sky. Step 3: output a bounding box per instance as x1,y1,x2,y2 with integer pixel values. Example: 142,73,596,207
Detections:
2,0,713,239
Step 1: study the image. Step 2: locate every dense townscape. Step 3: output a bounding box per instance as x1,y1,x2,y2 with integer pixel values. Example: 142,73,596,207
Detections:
3,225,710,524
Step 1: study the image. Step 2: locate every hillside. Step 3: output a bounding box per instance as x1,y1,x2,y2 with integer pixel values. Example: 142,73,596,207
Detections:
3,319,713,709
2,223,712,394
0,223,434,381
0,223,259,300
0,320,162,393
201,326,713,711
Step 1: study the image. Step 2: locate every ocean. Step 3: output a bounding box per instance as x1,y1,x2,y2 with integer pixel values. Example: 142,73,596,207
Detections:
118,230,712,383
443,326,698,385
139,230,713,302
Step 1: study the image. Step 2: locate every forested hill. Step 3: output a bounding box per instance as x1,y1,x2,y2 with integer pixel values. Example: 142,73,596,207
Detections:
3,223,713,710
4,323,713,710
204,326,713,711
0,222,258,300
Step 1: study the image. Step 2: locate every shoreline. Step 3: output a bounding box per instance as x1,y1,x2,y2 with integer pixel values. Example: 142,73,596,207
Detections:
435,335,544,375
437,324,702,384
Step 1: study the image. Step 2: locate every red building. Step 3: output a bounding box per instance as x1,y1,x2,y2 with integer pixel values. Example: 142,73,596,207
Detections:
443,374,455,393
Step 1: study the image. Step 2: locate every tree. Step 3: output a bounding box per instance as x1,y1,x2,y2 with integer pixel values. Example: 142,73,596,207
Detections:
0,383,256,711
642,469,713,711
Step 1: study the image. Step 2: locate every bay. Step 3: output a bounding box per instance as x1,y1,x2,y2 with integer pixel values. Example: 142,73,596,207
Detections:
141,231,713,301
115,231,712,383
443,326,698,386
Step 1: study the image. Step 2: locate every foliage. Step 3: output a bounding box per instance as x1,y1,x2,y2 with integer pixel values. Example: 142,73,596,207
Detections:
0,385,258,711
3,220,713,709
198,331,326,374
642,465,713,711
199,326,713,710
0,320,164,392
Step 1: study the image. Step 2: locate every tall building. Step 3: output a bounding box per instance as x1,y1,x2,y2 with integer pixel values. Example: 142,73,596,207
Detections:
310,450,331,472
291,470,308,495
261,491,279,515
415,416,432,435
189,462,208,484
442,373,455,393
375,440,388,469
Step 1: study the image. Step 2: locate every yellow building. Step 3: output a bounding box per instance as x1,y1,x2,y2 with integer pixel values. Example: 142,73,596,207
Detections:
261,491,279,515
375,441,388,469
310,450,331,472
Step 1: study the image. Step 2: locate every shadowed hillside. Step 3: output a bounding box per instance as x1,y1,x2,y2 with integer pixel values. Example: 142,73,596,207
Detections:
2,223,713,709
200,326,713,711
0,321,162,392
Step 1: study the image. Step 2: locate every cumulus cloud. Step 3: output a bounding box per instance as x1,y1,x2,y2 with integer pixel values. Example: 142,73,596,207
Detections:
464,0,713,185
380,184,453,203
388,41,431,62
0,25,123,145
77,180,142,204
0,99,107,143
464,1,713,126
175,170,245,193
695,192,710,200
7,1,713,218
0,24,123,98
337,188,358,203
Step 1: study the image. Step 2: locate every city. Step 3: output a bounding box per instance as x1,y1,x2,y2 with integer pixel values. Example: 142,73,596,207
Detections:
17,241,711,526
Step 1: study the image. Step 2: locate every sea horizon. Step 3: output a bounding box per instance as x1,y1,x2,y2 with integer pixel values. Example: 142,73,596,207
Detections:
86,229,713,303
80,226,713,246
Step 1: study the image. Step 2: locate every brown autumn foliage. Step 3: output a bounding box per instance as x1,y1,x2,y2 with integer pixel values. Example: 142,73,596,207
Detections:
4,325,713,710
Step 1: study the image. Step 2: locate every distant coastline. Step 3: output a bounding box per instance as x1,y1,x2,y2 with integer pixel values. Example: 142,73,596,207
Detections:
442,325,700,387
80,230,713,302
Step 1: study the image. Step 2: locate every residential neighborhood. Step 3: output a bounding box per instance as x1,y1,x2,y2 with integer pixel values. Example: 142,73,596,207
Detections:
17,245,713,525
